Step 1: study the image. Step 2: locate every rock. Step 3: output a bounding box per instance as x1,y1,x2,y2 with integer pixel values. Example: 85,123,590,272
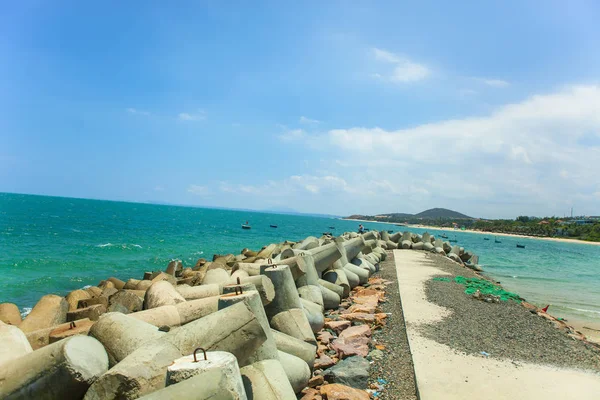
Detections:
324,320,351,334
144,281,185,309
339,313,375,324
108,290,143,313
368,349,384,361
319,383,370,400
318,331,334,345
65,289,91,311
19,294,68,333
323,356,370,389
67,304,106,321
300,387,322,400
314,354,336,369
330,326,371,359
308,375,324,388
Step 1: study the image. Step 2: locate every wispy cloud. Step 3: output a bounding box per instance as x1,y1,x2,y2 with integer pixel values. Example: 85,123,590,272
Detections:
187,184,210,196
474,77,510,87
299,116,321,124
278,128,306,142
127,108,151,116
272,85,600,217
371,48,430,83
178,110,206,121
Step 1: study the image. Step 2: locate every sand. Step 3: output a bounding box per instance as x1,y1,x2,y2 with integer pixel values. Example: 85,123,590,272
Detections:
393,249,600,400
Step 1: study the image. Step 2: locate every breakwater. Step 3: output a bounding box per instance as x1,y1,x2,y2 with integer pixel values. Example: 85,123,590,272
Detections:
0,229,481,399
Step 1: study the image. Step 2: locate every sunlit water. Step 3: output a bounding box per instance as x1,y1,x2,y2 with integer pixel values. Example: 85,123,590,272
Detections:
1,193,599,326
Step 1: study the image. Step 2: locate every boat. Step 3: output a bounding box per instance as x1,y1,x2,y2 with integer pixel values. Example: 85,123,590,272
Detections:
494,237,501,244
441,233,449,239
484,238,490,241
241,225,251,230
387,230,394,234
269,225,278,228
516,244,525,248
328,226,335,229
449,237,458,243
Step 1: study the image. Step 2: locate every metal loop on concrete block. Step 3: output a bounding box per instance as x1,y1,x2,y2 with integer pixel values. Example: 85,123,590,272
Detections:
193,347,207,362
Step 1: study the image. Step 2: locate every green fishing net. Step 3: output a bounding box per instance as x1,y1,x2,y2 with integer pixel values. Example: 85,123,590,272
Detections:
453,276,520,301
432,277,451,282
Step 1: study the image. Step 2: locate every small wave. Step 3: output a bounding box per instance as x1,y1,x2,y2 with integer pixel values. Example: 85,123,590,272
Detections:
82,285,92,289
563,307,600,315
71,229,81,233
20,307,32,318
97,243,113,248
131,244,142,249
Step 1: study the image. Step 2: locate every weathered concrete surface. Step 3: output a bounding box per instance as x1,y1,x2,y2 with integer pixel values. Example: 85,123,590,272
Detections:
0,303,22,326
0,336,108,400
0,321,33,365
19,294,68,333
240,359,296,400
26,318,92,350
393,250,600,400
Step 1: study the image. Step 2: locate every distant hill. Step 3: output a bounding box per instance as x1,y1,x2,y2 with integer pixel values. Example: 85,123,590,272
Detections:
414,208,472,219
344,207,473,222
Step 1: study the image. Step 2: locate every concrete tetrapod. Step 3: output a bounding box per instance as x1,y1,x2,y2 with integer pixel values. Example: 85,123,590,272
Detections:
138,368,244,400
217,290,279,365
300,298,325,333
83,339,183,400
401,232,412,249
278,350,311,393
202,268,231,285
226,275,276,306
165,350,246,399
0,336,108,400
341,266,360,288
0,321,33,365
433,239,446,254
317,282,342,310
318,278,345,299
373,247,387,261
270,308,316,346
297,284,325,309
89,312,166,366
293,236,319,251
412,241,425,250
26,318,92,350
144,281,185,309
322,268,350,298
343,263,370,285
163,301,268,365
353,255,377,273
65,289,91,311
262,265,303,319
129,305,182,327
48,318,95,344
0,303,22,326
271,328,317,370
176,283,222,300
240,359,297,400
18,294,68,333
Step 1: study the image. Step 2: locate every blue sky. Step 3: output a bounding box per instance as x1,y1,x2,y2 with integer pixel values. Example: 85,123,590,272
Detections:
1,1,600,218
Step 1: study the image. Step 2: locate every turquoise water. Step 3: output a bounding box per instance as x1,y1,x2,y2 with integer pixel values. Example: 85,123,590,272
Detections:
1,193,599,326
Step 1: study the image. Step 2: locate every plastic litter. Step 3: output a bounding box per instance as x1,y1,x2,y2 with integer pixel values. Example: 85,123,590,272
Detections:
454,276,520,302
480,351,490,357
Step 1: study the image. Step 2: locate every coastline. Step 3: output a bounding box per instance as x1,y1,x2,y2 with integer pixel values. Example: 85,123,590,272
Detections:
343,218,600,246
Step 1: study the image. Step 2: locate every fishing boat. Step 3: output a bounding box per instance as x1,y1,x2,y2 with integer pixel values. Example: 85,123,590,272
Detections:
241,225,251,229
516,244,525,248
328,226,335,229
387,230,394,234
441,233,449,239
494,237,501,244
484,238,490,241
269,225,278,228
449,237,458,243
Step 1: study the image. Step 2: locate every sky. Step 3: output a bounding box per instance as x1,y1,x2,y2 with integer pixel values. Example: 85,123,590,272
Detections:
1,1,600,219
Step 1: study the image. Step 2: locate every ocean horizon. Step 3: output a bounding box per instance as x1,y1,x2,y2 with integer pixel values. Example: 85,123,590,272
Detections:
1,192,599,327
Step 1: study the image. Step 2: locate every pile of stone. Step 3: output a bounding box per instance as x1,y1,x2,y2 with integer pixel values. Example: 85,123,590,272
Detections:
0,230,389,400
382,230,481,271
299,274,393,400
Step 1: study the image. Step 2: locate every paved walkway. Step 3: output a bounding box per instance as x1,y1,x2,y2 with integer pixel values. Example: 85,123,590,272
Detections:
393,250,600,400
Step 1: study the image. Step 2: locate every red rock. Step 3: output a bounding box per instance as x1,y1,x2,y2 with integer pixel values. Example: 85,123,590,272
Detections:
308,375,325,388
351,296,379,307
375,313,388,325
354,288,384,298
339,313,376,324
317,343,329,355
368,278,385,285
320,383,370,400
314,354,336,369
347,304,377,314
330,339,369,358
324,320,351,333
338,325,371,341
318,331,335,345
301,387,323,400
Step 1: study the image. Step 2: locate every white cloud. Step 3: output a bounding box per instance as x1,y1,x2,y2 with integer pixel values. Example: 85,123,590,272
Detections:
371,47,430,83
472,77,510,87
187,184,210,196
262,85,600,217
178,110,206,121
299,116,321,124
153,186,165,192
126,108,150,116
278,129,306,142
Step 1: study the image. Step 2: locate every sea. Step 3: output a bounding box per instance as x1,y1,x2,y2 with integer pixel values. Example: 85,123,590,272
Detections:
1,192,599,328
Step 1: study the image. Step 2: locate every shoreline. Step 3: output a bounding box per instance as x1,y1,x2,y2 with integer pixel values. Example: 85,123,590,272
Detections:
342,218,600,246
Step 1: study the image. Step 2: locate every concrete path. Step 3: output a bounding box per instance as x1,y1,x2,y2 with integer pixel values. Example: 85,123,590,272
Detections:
393,250,600,400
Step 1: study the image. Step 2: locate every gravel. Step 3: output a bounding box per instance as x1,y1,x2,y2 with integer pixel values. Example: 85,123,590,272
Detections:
420,252,600,372
368,251,418,400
